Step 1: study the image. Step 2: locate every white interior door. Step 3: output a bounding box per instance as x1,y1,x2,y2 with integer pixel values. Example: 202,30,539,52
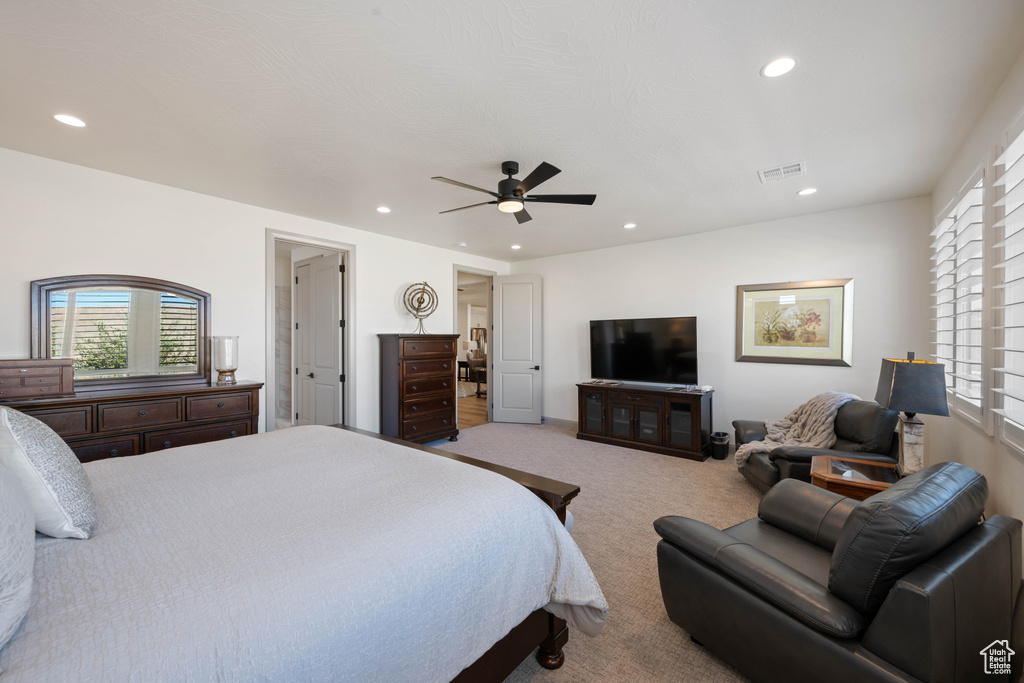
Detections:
294,253,342,426
492,274,542,424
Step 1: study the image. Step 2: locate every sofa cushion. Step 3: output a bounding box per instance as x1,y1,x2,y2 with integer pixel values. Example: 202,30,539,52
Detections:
828,462,987,617
833,401,897,454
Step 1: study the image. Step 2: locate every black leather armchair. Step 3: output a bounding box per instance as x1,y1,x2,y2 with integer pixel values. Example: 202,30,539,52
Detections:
655,462,1024,682
734,399,899,493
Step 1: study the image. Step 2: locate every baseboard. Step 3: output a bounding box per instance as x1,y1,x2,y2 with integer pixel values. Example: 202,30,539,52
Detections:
541,417,577,430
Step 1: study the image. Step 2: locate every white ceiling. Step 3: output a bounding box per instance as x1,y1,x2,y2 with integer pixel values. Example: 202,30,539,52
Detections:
2,1,1023,262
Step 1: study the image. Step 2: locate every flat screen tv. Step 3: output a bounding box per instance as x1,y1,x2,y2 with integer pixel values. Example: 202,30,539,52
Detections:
589,317,697,385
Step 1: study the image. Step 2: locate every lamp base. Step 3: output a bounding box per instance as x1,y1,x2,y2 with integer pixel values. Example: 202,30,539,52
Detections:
898,415,925,475
216,370,237,386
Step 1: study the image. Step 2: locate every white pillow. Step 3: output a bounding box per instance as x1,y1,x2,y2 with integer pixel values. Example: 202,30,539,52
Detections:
0,467,35,651
0,407,97,539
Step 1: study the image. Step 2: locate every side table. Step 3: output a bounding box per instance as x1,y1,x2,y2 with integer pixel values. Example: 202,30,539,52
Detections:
810,455,901,501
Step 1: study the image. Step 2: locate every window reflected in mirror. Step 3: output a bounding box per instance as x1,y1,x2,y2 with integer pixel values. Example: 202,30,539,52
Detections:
49,287,199,379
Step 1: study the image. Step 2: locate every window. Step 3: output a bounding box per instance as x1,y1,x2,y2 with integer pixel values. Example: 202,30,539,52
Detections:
994,124,1024,449
932,175,985,423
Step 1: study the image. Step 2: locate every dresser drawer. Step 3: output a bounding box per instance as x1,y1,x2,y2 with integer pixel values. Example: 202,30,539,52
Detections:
403,376,454,397
98,399,182,431
613,393,664,407
70,435,139,463
0,359,75,398
145,420,251,451
0,382,72,399
402,359,454,378
402,395,453,418
19,406,93,438
186,392,252,421
403,410,456,439
402,338,456,358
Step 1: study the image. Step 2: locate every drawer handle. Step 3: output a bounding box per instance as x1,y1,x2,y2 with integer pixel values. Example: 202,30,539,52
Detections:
230,431,238,437
139,411,147,417
442,401,448,406
411,405,418,411
411,426,417,431
411,385,417,391
442,382,448,388
443,363,449,369
412,345,418,350
38,378,45,382
163,441,172,448
19,369,27,373
218,402,225,408
444,344,449,349
442,419,448,425
412,365,418,371
110,449,118,456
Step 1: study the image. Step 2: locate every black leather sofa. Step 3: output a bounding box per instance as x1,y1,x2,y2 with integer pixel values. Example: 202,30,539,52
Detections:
734,399,899,493
655,462,1023,682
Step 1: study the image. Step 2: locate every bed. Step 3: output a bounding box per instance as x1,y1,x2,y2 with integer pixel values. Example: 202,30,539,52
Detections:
0,422,608,682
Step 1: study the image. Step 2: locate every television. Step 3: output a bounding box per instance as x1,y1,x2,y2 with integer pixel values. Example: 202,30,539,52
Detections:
589,317,697,385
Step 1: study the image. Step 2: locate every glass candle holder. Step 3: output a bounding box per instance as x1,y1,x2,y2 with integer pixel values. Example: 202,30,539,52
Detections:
213,336,239,385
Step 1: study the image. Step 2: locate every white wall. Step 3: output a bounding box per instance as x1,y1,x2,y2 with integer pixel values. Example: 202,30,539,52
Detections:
0,148,509,432
512,196,932,434
928,49,1024,521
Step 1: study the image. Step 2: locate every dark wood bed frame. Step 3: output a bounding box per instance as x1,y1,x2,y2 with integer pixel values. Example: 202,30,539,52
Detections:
332,425,581,682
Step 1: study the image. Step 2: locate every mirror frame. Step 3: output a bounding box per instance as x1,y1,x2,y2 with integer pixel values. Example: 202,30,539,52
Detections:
31,274,211,392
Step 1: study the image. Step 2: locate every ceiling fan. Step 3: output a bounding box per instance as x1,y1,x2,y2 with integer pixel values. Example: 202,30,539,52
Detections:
432,160,596,224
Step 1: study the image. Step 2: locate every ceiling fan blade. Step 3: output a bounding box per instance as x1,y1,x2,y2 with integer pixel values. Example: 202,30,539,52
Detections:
439,200,497,214
514,208,532,224
515,162,561,194
523,194,597,205
431,176,499,197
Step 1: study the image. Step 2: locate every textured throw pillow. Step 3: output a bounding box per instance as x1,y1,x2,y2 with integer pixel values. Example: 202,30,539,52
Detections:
0,407,97,539
0,467,35,651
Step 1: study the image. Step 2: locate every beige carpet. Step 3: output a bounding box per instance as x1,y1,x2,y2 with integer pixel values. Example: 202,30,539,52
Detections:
433,423,761,683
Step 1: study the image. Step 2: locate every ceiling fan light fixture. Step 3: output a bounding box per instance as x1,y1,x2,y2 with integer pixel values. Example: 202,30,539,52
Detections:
497,198,524,213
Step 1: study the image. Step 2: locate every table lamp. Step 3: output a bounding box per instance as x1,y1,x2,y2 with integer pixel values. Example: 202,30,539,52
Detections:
874,352,949,474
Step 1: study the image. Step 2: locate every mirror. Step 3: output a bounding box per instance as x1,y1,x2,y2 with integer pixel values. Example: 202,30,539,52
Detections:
31,275,211,390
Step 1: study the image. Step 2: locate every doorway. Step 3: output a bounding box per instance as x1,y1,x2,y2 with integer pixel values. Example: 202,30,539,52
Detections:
455,269,492,430
267,232,351,431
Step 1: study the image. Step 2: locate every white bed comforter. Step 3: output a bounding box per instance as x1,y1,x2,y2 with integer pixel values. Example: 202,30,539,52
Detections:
0,425,607,682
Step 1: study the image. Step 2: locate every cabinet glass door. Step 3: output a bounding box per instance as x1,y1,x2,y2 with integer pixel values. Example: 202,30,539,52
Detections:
610,405,632,438
636,407,662,444
667,401,693,448
583,392,605,434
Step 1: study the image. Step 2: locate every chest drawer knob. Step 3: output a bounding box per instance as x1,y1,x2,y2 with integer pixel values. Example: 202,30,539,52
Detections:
442,382,448,388
411,405,418,411
18,369,26,373
411,425,418,431
163,441,172,448
442,400,448,406
442,419,448,425
411,345,418,350
230,431,238,437
412,365,418,371
411,385,417,391
218,402,225,408
109,449,118,456
139,411,147,417
442,363,449,369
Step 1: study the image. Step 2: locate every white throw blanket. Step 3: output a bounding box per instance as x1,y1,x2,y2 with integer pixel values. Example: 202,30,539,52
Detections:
734,391,858,466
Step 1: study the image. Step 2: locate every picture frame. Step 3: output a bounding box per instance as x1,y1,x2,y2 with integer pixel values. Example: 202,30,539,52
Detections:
736,279,853,366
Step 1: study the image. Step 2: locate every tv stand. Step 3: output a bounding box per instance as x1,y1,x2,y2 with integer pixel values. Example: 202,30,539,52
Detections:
576,383,713,460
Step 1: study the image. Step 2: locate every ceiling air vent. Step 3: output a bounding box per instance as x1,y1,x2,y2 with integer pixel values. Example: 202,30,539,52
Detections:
758,161,806,184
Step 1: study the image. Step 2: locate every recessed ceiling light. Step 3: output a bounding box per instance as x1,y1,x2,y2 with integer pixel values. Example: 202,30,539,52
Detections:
457,242,467,248
797,188,818,196
376,206,391,213
623,223,637,229
760,57,796,78
511,244,521,250
54,114,86,127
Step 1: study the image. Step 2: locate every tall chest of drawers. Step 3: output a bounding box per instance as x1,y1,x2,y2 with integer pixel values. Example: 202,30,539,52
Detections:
0,381,262,463
378,334,459,443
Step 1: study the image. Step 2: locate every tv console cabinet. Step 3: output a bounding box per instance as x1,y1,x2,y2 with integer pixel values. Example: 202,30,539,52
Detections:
576,383,713,460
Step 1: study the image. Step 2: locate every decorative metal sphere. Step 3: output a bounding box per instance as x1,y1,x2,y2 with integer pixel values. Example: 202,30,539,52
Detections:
403,282,438,333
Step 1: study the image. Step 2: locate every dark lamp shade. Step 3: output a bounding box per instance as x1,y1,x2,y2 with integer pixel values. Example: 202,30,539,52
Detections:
470,327,486,343
874,358,950,417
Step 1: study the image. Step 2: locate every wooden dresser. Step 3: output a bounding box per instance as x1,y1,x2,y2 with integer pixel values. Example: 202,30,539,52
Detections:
379,334,459,443
1,381,262,463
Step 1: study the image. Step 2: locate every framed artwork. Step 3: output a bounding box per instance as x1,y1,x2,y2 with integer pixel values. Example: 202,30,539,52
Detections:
736,279,853,366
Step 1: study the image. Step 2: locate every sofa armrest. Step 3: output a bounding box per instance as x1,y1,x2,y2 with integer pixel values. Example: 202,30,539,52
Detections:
757,479,858,551
768,446,899,465
654,516,866,638
733,420,767,445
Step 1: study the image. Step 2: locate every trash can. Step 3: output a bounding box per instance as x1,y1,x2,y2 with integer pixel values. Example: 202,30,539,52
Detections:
710,432,730,460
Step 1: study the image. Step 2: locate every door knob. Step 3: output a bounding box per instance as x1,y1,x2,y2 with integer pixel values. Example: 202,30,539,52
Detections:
531,366,540,370
307,372,314,378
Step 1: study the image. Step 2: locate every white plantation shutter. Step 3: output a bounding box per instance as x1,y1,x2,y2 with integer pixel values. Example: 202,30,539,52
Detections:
932,176,984,421
993,125,1024,448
